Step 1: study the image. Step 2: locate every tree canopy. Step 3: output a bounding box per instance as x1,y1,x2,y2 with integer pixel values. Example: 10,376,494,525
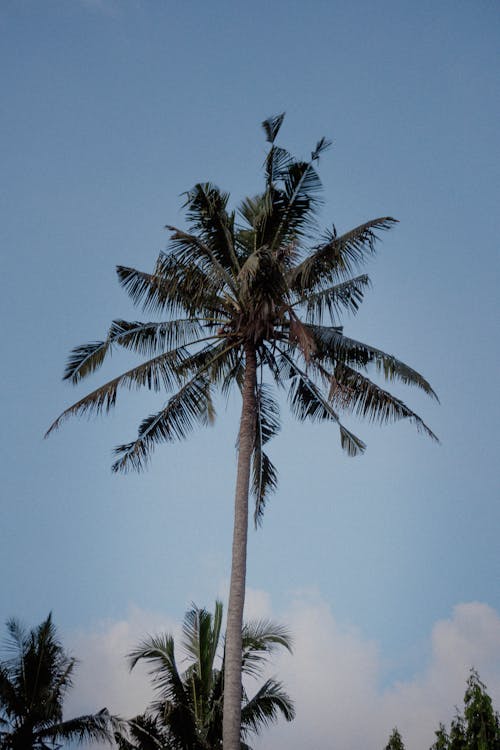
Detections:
0,614,114,750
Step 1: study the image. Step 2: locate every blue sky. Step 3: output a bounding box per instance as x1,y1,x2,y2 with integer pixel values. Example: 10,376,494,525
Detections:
1,1,499,746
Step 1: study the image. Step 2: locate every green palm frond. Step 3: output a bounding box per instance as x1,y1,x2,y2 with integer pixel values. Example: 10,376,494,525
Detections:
181,602,222,694
278,350,366,456
264,145,293,189
241,678,295,736
116,714,168,750
63,319,205,385
300,274,371,323
117,254,226,317
309,324,439,399
63,339,112,384
166,224,239,296
330,363,439,441
241,620,292,679
251,450,278,529
269,159,324,250
129,635,187,708
289,217,398,292
109,319,206,357
46,349,187,436
111,372,214,473
262,113,285,144
252,385,280,527
38,708,114,746
182,182,240,275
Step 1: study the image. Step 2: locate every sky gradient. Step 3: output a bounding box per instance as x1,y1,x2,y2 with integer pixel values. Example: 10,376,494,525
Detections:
1,1,499,747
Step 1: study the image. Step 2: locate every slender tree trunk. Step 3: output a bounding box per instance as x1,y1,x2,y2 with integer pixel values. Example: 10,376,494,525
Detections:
222,345,257,750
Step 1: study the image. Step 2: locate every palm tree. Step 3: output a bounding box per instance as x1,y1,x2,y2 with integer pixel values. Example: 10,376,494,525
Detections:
47,113,438,749
0,613,114,749
115,601,294,750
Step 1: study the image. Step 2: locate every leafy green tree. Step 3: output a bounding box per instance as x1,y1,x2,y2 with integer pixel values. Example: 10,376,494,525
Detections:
0,614,114,749
115,601,294,750
463,669,500,750
430,670,500,750
48,114,438,750
431,723,451,750
384,727,406,750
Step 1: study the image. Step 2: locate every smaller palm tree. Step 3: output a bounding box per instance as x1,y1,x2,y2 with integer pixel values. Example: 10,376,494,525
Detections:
0,613,115,749
116,601,294,750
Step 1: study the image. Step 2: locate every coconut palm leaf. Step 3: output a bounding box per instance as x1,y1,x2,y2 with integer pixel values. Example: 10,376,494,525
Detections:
241,620,292,680
268,157,326,250
251,385,280,527
108,319,206,358
46,349,188,436
241,678,295,738
278,349,366,457
308,324,439,398
115,714,167,750
38,709,113,746
182,602,223,701
111,372,214,473
329,362,439,441
128,635,187,710
117,255,226,317
63,319,205,385
289,217,398,291
299,274,371,323
182,182,240,275
262,113,285,144
166,224,239,295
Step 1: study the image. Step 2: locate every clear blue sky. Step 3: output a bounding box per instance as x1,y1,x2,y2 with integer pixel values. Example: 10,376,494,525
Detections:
1,0,499,715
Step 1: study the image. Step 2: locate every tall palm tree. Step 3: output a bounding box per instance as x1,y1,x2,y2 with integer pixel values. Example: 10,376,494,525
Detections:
0,613,114,749
116,601,294,750
47,113,438,750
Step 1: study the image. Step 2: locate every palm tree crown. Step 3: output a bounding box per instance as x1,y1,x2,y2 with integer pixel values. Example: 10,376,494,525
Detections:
0,614,114,749
116,601,294,750
48,113,438,750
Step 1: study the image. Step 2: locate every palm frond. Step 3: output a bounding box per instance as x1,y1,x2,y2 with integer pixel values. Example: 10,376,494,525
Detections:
269,159,324,250
252,385,280,527
116,714,168,750
181,602,222,690
241,620,292,679
241,678,295,736
108,318,206,358
128,635,187,709
63,339,111,384
264,146,292,190
116,255,227,317
166,224,239,296
262,113,285,144
63,319,206,385
46,349,187,437
330,362,439,441
182,182,240,275
38,708,113,746
277,350,366,456
309,324,439,399
111,372,214,473
289,217,398,292
298,274,371,323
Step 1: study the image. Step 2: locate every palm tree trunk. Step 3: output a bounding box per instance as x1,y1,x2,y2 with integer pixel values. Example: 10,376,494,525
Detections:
222,344,257,750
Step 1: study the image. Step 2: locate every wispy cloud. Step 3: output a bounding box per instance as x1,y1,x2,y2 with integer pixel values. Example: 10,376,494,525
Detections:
64,593,500,750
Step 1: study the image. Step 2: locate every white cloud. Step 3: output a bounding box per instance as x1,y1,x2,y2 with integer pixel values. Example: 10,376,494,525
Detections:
64,595,500,750
65,605,179,719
